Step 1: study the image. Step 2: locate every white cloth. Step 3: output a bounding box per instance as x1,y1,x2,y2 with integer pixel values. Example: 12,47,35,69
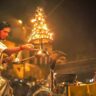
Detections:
0,76,13,96
0,41,7,55
0,41,13,96
0,41,7,70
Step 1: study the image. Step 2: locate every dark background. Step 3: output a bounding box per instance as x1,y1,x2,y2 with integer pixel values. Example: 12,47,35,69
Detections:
0,0,96,60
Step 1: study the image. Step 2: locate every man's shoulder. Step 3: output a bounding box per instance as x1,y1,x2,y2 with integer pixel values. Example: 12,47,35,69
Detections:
3,40,15,48
0,41,7,52
0,41,7,47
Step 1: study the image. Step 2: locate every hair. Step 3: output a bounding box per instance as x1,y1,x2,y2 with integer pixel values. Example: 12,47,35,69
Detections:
0,21,11,30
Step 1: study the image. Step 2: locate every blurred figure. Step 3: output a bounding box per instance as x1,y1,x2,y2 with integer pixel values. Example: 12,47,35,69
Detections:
93,72,96,82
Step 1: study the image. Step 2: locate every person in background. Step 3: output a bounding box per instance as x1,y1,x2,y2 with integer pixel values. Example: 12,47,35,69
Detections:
93,72,96,82
0,21,34,96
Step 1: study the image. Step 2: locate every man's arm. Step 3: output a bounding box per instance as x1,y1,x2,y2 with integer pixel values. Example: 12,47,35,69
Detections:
3,44,34,56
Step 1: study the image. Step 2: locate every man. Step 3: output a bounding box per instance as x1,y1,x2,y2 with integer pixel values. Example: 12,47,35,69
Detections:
0,21,34,96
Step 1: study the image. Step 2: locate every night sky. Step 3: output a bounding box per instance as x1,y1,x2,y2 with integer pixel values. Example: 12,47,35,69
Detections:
0,0,96,60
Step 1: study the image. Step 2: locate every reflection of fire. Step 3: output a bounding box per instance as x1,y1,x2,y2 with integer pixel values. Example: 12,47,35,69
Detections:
25,65,30,72
12,63,44,79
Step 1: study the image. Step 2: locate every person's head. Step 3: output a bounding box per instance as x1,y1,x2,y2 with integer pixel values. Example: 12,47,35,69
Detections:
0,21,11,40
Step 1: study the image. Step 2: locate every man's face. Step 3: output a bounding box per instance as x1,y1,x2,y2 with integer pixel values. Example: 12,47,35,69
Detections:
0,27,11,40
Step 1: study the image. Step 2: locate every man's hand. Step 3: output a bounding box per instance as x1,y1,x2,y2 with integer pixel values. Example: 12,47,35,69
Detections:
20,44,34,51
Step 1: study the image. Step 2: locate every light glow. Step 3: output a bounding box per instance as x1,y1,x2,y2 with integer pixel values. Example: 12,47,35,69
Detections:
28,7,54,44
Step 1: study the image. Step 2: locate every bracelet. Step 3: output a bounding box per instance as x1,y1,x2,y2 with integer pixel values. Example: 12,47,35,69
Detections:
19,45,23,50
